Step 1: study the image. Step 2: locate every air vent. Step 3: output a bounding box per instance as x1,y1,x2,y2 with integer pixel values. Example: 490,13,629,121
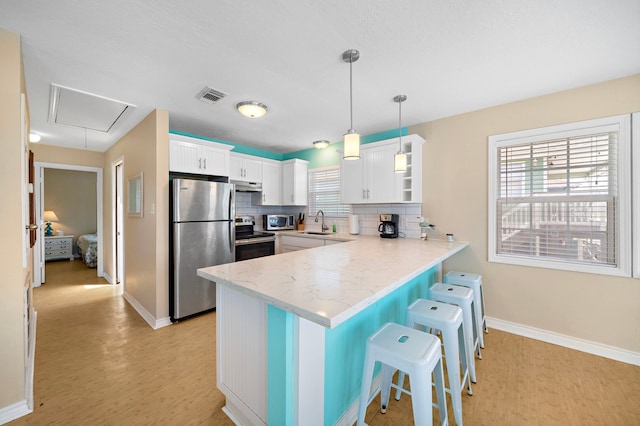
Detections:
196,86,227,104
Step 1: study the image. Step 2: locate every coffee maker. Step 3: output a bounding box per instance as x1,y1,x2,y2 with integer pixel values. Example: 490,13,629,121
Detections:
378,214,399,238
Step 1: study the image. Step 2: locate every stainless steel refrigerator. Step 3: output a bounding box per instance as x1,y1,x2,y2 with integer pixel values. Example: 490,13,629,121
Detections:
170,178,235,321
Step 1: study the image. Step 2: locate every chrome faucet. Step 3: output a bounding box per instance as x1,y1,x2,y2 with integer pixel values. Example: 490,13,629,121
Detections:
315,210,329,232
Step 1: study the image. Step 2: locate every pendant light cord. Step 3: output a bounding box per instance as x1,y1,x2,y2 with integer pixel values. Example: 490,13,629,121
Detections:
398,99,402,152
349,51,354,131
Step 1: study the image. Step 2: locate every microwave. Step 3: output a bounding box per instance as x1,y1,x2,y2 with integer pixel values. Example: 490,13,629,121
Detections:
264,214,296,230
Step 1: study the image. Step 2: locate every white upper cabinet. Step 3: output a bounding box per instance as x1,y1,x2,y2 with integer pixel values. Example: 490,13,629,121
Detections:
253,159,282,205
170,134,232,176
230,153,263,182
341,134,424,204
282,159,308,206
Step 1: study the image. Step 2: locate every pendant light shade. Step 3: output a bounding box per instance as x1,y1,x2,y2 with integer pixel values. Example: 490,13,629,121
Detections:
393,95,407,173
342,49,360,160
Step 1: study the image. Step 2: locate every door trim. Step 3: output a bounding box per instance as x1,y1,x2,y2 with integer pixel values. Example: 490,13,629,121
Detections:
33,162,104,285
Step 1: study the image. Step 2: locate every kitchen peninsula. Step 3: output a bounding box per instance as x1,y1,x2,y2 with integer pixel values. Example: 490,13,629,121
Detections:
198,235,467,426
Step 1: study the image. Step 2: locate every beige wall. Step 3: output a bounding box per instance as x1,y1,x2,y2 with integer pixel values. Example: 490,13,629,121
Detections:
31,144,105,169
103,109,170,320
44,169,97,248
412,74,640,352
0,28,29,412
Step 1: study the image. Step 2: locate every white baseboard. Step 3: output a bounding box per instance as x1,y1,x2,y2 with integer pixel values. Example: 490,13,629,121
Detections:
102,272,113,284
122,291,172,330
487,317,640,367
0,400,32,425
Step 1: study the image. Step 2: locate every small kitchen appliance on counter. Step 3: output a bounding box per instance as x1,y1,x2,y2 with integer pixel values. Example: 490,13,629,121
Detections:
264,214,296,230
378,213,399,238
236,216,276,261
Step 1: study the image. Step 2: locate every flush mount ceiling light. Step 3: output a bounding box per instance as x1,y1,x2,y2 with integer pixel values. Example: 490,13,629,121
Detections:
313,140,329,149
236,101,268,118
393,95,407,173
29,133,41,143
342,49,360,160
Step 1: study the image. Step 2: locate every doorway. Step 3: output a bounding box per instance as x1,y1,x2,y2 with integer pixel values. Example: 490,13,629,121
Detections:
113,159,125,291
34,162,104,287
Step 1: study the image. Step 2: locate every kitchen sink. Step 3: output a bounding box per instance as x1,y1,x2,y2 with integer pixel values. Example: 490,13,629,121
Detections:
300,231,333,235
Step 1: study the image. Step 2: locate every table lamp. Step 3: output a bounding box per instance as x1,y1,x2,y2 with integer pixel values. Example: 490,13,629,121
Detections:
44,210,59,237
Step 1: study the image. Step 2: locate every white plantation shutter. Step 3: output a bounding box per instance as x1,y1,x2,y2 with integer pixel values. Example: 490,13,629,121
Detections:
308,166,349,217
488,114,632,276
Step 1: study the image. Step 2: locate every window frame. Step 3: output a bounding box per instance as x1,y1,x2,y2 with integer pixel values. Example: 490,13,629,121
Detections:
488,114,632,277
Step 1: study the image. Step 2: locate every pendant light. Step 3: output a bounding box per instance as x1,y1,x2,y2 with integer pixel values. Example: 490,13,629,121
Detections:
393,95,407,173
342,49,360,160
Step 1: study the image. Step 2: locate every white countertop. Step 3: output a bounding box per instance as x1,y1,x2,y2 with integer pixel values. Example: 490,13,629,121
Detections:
197,234,468,328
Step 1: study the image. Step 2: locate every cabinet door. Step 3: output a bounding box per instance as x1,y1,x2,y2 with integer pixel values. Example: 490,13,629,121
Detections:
230,155,263,182
243,158,262,182
229,155,244,180
282,162,307,206
257,161,281,205
340,156,365,203
200,145,230,177
366,144,401,203
170,140,201,174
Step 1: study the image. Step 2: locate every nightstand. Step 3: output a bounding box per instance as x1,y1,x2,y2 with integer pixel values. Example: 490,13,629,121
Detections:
44,235,74,261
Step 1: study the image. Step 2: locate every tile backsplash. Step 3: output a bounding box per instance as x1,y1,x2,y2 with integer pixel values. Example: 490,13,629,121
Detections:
235,192,428,239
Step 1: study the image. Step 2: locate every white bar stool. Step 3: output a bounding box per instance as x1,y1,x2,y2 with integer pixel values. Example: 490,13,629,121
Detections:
396,299,472,426
444,271,487,348
429,283,481,383
357,322,448,426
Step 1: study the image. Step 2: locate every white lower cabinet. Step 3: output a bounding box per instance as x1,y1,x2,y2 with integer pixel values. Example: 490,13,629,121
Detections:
280,235,344,253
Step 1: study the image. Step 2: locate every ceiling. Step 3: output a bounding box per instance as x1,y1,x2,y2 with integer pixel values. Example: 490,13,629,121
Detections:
1,0,639,153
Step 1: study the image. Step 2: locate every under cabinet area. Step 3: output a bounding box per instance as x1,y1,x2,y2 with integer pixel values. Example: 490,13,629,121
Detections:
170,134,232,176
341,134,424,204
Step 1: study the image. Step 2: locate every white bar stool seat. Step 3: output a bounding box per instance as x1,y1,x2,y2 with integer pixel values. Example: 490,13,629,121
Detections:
395,299,472,425
444,271,487,348
357,322,448,426
429,283,481,383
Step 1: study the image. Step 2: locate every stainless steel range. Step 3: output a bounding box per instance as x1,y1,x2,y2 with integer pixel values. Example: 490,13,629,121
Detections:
235,216,276,261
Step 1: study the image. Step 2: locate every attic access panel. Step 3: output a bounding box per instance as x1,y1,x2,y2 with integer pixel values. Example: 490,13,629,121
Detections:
48,84,136,133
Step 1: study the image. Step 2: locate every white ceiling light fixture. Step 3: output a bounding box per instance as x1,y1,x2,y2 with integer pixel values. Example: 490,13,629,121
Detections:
313,140,329,149
237,101,268,118
393,95,407,173
342,49,360,160
29,133,41,143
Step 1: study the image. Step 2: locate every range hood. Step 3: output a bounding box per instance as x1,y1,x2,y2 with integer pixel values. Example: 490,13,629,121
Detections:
230,180,262,192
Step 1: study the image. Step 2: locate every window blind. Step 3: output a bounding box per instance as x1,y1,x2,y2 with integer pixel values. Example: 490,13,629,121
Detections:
308,167,349,218
496,131,617,266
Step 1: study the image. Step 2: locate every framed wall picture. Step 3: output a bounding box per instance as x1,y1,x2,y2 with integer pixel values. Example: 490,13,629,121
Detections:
127,171,143,217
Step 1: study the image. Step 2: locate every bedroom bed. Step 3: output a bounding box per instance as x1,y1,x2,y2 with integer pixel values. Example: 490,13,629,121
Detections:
77,233,98,268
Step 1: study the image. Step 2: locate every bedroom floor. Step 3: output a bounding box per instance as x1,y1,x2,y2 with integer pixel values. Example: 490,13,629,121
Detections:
10,260,640,425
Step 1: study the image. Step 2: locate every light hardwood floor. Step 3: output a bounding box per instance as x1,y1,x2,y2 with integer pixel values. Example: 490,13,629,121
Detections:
9,260,640,425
